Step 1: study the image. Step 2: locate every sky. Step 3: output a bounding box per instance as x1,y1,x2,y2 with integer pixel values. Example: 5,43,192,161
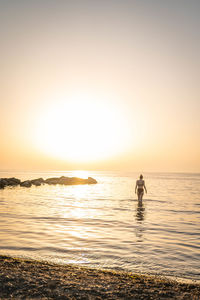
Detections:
0,0,200,172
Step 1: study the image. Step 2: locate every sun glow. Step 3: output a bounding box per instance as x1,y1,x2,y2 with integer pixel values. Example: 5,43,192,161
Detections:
34,94,131,163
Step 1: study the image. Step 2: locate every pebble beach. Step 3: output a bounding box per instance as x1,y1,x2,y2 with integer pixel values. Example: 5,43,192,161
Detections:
0,255,200,299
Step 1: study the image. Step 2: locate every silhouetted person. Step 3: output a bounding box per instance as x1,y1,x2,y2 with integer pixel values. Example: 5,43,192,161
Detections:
135,174,147,201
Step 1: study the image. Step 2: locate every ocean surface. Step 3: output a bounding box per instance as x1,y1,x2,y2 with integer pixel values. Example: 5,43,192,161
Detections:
0,171,199,282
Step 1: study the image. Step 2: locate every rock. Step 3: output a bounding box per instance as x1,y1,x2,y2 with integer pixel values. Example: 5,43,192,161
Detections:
0,177,21,188
7,178,21,186
0,182,5,189
45,176,97,186
31,181,41,186
59,176,83,185
31,178,44,186
36,178,45,183
45,176,73,185
0,179,9,186
20,181,32,188
45,177,60,185
87,177,97,184
0,179,6,188
58,177,71,185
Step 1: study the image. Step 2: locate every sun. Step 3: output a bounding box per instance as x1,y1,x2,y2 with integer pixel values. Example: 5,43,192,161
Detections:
33,93,131,163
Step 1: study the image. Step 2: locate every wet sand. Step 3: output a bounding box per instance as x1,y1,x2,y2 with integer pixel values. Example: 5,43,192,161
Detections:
0,255,199,299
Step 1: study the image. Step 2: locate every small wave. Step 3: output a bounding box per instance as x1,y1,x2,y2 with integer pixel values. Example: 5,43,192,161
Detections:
144,199,170,204
0,246,38,251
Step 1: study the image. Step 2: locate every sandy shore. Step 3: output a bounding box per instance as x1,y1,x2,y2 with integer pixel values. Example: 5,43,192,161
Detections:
0,255,199,299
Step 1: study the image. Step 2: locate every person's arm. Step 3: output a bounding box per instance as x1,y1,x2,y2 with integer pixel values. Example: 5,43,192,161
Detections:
144,181,147,193
135,181,138,193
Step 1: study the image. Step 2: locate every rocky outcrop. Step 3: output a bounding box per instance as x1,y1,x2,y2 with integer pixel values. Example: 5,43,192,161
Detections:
45,176,97,185
20,178,45,187
0,176,97,189
87,177,97,184
0,178,21,189
20,180,32,188
30,178,45,186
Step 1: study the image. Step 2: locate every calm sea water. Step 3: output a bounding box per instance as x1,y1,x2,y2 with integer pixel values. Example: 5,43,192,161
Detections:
0,171,199,282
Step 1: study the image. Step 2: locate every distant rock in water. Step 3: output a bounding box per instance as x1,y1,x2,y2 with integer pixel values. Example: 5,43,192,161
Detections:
30,178,45,186
0,177,21,188
0,176,97,189
45,176,97,185
20,180,32,188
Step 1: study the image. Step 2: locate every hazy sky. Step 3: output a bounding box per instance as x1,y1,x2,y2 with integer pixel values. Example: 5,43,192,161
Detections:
1,0,200,172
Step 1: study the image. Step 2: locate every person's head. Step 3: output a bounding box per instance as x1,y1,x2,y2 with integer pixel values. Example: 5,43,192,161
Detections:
140,174,143,179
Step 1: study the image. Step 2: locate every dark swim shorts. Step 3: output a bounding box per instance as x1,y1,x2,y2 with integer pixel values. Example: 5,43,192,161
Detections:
137,188,144,194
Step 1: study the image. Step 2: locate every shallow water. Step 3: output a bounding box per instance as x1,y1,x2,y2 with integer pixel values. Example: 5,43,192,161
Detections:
0,171,200,282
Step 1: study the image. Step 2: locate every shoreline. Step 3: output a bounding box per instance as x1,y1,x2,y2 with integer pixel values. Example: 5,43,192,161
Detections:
0,255,199,299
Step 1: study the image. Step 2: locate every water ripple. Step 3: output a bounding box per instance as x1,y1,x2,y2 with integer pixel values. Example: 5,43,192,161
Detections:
0,171,200,282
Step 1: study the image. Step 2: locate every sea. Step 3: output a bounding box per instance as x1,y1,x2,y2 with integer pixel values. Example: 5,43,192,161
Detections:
0,171,199,283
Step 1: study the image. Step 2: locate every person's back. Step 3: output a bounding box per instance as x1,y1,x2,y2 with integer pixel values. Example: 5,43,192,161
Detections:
136,179,145,188
135,175,147,200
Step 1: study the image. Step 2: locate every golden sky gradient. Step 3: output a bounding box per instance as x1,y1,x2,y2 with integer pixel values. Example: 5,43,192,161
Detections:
1,1,200,172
